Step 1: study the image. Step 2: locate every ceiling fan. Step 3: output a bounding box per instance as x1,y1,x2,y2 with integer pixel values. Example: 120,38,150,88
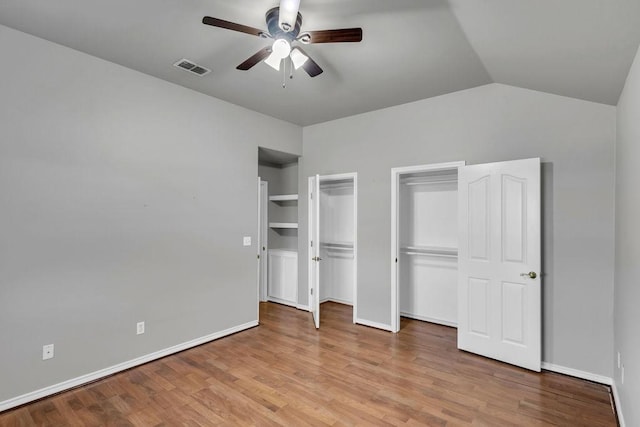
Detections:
202,0,362,78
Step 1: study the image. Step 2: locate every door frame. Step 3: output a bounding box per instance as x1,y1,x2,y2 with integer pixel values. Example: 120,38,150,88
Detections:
390,161,465,333
308,172,359,325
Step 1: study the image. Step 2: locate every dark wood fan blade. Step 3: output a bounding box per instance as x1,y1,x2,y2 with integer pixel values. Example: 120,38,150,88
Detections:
202,16,265,37
237,47,272,71
305,28,362,43
295,47,323,77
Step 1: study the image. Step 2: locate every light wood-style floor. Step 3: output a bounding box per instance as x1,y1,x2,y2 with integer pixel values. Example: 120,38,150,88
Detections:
1,302,617,426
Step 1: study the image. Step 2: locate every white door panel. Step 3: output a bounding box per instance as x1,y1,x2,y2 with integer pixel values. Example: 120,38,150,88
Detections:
308,175,320,329
458,158,541,371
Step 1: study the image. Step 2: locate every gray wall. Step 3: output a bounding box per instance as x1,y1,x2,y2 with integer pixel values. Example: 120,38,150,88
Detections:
299,83,616,378
0,25,301,403
614,43,640,427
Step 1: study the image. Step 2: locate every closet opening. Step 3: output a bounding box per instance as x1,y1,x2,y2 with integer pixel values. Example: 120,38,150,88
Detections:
257,147,300,320
391,158,542,371
391,161,465,332
308,173,358,328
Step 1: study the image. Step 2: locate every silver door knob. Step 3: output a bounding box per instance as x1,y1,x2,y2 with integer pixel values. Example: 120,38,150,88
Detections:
312,256,322,262
520,271,537,279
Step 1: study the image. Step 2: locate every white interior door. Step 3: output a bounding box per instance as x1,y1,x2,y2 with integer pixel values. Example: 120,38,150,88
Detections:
458,158,541,371
308,175,320,328
258,180,268,302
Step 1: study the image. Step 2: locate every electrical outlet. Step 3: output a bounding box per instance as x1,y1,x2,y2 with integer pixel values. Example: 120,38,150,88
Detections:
243,236,251,246
42,344,54,360
137,321,145,335
618,352,621,369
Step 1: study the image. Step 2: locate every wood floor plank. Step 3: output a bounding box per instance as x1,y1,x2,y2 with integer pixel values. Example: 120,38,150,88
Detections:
0,302,617,426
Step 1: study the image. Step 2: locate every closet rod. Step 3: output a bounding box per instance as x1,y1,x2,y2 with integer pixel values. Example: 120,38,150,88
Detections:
320,243,354,250
400,246,458,257
402,251,457,258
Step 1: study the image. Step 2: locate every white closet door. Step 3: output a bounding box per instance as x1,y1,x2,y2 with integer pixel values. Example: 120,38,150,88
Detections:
458,158,541,371
308,175,320,329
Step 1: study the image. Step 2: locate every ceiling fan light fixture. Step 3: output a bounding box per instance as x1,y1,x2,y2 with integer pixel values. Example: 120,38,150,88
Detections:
290,48,308,69
278,0,301,32
271,38,291,59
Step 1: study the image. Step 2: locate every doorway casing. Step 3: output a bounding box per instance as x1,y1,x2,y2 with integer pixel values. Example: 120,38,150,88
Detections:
391,161,465,333
308,172,359,327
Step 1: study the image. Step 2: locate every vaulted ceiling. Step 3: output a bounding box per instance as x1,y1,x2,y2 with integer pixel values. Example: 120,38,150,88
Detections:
1,0,639,126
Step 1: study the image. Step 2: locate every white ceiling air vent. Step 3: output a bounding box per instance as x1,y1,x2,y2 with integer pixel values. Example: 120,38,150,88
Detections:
173,59,211,76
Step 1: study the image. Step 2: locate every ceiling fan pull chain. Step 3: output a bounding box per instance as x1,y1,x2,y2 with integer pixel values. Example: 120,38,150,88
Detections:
289,57,294,80
282,59,286,88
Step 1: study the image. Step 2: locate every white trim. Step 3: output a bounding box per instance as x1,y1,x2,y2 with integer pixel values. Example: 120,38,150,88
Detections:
390,161,465,333
0,320,258,413
309,172,358,328
320,297,353,306
318,172,356,183
320,172,358,325
296,304,310,312
400,312,457,328
611,382,626,427
256,178,262,320
356,318,393,332
266,296,297,308
352,173,358,324
540,362,612,385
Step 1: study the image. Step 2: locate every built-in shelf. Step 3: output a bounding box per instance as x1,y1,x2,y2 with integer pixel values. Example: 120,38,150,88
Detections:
400,245,457,258
269,194,299,202
269,222,299,229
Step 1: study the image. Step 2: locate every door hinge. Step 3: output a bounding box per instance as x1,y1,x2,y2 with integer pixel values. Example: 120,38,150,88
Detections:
395,257,398,263
311,240,313,247
257,255,260,259
310,288,313,295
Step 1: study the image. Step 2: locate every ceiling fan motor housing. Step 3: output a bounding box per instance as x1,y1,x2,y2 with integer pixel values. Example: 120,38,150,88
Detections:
266,7,303,41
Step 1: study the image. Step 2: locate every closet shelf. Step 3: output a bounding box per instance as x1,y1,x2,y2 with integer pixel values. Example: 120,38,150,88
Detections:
269,194,298,202
269,222,298,229
400,245,457,258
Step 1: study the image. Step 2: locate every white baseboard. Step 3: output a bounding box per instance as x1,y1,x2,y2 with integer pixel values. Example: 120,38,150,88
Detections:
296,304,310,312
400,312,457,328
355,318,393,332
266,296,297,308
541,362,612,385
0,320,258,413
611,382,626,427
320,298,353,306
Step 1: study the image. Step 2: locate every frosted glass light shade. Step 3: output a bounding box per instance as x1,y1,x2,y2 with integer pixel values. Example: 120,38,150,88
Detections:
264,52,282,70
272,38,291,59
290,48,308,70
